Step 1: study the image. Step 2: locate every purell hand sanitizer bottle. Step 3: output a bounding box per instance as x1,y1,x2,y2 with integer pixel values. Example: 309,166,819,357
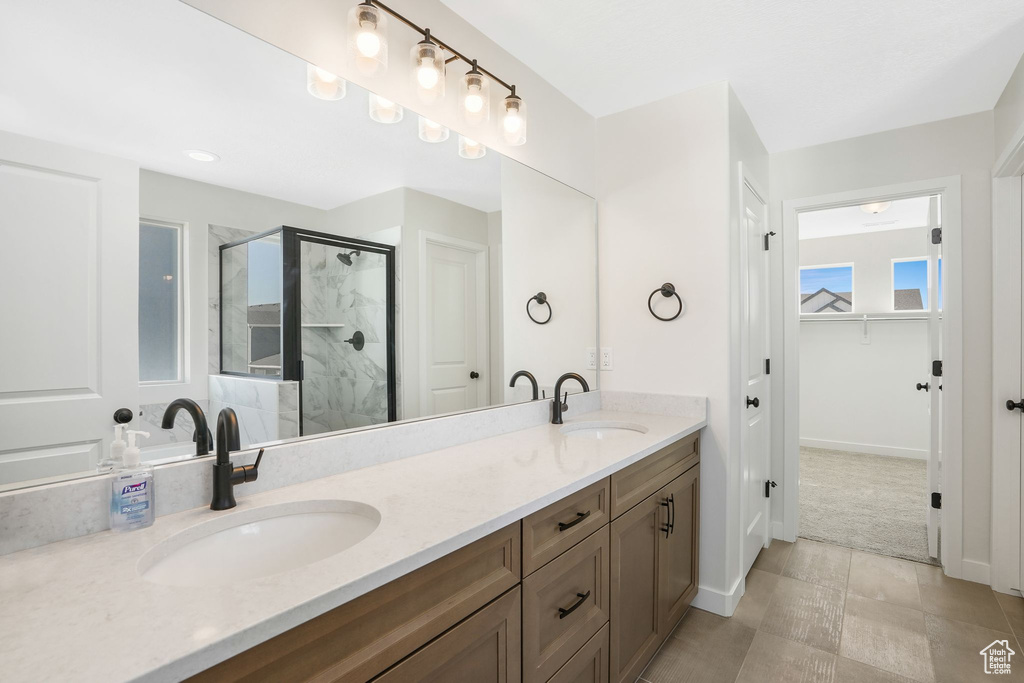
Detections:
109,430,155,532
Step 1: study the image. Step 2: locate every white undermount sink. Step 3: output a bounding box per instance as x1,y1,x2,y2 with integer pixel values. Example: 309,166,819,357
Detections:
138,500,380,587
560,421,649,439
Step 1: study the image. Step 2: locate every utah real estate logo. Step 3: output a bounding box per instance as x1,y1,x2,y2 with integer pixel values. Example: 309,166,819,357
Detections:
980,639,1015,675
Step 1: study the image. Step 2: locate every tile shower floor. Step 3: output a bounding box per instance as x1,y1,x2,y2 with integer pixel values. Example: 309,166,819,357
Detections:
639,539,1024,682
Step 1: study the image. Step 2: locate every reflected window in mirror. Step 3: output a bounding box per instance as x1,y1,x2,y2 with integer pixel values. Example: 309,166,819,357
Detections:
139,220,184,384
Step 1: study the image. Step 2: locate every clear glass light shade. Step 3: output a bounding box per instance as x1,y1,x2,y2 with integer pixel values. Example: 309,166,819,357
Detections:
459,68,490,126
458,135,486,159
502,94,527,145
418,116,449,143
306,64,347,101
348,3,388,75
368,93,403,123
411,39,445,104
860,201,892,214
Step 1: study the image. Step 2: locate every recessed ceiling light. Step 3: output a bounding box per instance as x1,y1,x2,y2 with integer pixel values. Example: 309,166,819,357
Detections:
183,149,220,162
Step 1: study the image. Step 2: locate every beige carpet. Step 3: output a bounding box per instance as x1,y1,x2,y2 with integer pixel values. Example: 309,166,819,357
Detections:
799,446,938,565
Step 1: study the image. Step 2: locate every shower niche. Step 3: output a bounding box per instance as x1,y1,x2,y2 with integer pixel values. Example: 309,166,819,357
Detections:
220,226,396,435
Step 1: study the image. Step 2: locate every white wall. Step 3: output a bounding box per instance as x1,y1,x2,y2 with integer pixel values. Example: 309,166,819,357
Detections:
501,158,598,399
798,228,932,457
182,0,597,196
995,52,1024,159
597,82,768,613
770,111,995,571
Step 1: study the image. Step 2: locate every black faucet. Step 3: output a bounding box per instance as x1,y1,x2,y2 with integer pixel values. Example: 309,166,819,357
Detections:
509,370,540,400
160,398,212,456
211,408,263,510
551,372,591,424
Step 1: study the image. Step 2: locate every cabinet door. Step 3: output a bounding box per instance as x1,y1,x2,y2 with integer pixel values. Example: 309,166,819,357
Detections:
373,587,521,683
609,493,664,683
658,465,700,636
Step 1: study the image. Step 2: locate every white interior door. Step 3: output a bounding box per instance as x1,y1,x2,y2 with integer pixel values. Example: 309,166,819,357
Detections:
0,131,139,485
741,176,772,574
421,238,488,415
927,195,943,559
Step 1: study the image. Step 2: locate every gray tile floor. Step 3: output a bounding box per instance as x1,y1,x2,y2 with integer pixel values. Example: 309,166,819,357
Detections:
639,539,1024,682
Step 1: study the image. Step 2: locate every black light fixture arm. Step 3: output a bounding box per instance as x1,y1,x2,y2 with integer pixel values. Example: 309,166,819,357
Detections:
362,0,516,94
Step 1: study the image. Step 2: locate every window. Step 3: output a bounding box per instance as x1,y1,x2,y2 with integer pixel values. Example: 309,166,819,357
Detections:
800,264,853,313
139,220,183,383
892,257,942,311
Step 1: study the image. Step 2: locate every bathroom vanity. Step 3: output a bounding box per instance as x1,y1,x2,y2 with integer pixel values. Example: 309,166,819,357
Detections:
190,433,699,683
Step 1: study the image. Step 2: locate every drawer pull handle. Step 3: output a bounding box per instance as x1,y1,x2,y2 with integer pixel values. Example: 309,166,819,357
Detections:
558,591,591,619
557,510,591,531
668,493,676,535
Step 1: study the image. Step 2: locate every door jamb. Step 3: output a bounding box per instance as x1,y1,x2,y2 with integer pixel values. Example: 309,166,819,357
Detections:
778,176,964,578
417,231,491,412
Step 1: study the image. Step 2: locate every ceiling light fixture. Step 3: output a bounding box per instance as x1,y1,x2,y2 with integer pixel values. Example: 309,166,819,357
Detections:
348,1,388,75
183,149,219,162
418,116,449,143
306,63,347,101
368,93,403,123
458,135,486,160
348,1,526,146
860,201,892,215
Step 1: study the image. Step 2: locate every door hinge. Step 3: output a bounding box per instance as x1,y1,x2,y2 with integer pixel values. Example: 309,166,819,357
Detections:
932,360,943,378
764,480,777,498
931,492,942,509
299,360,305,381
765,358,771,375
931,227,942,245
763,231,777,251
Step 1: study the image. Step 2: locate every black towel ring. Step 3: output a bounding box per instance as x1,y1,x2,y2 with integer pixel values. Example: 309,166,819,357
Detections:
527,292,552,325
648,283,683,321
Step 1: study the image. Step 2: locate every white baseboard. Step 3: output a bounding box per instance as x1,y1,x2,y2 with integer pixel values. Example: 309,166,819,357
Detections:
692,576,744,617
961,559,991,586
799,438,927,460
771,521,795,542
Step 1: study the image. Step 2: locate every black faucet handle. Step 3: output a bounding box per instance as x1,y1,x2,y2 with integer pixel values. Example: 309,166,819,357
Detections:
560,391,569,411
239,448,264,484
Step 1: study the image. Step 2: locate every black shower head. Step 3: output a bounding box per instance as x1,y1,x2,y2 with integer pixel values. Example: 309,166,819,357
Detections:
336,249,361,266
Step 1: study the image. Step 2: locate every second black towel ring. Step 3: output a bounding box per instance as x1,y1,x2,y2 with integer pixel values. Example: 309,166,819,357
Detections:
527,292,552,325
648,283,683,321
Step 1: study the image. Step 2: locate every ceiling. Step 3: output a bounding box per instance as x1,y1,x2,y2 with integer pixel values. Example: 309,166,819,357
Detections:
798,196,933,240
441,0,1024,152
0,0,501,212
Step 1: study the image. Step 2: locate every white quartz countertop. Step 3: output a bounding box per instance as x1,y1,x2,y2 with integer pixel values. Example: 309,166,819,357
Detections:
0,409,704,682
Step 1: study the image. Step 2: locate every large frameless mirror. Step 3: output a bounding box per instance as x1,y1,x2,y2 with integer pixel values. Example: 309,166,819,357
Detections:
0,0,597,491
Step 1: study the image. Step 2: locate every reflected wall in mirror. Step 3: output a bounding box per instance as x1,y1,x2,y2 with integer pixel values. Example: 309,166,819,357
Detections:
0,0,598,491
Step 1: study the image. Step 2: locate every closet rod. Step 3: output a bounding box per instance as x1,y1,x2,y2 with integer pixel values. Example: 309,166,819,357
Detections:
800,314,939,323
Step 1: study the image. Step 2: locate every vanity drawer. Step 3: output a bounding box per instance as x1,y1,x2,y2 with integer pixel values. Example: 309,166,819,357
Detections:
187,522,520,683
548,623,610,683
522,477,610,576
610,432,699,519
522,527,610,683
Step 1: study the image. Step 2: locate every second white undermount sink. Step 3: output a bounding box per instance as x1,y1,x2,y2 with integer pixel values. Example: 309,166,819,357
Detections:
138,500,380,587
560,421,649,440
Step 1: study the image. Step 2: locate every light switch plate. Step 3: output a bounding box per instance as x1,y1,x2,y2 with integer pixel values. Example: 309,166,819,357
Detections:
586,347,597,370
600,347,613,370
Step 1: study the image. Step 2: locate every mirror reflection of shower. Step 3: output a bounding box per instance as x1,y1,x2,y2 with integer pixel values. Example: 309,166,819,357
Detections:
336,250,361,266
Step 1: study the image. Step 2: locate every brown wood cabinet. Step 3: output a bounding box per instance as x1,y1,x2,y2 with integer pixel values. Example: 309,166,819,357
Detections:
190,432,701,683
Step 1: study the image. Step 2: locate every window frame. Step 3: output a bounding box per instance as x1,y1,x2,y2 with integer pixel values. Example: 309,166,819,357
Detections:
138,217,189,388
891,256,929,312
799,262,855,315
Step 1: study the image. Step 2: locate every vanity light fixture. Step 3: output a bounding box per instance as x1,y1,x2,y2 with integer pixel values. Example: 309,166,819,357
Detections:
368,93,403,123
183,149,219,162
418,116,449,143
860,201,892,214
348,1,388,75
458,135,486,159
306,63,347,101
348,1,526,144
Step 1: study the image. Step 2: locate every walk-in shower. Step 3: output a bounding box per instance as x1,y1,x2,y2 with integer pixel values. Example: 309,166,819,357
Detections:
219,226,396,435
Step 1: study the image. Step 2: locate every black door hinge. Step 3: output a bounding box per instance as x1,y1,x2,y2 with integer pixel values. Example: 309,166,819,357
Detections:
932,360,942,378
764,480,777,498
764,231,777,251
765,358,771,375
931,492,942,509
931,227,942,245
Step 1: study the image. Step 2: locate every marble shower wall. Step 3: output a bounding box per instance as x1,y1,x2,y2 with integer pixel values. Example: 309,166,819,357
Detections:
209,225,257,375
300,241,391,435
208,374,300,448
